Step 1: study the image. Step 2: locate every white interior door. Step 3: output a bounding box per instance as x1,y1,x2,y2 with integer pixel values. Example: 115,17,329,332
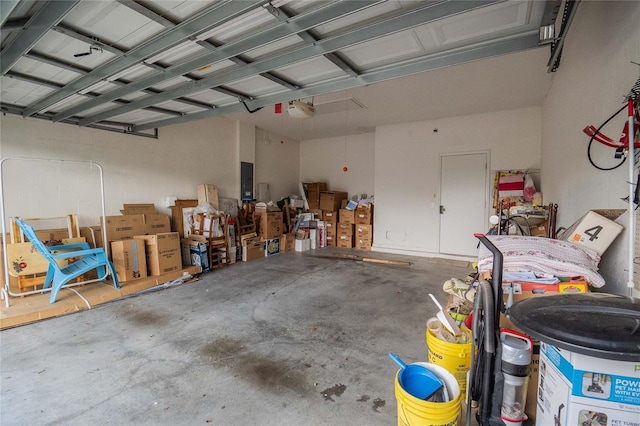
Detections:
439,152,488,256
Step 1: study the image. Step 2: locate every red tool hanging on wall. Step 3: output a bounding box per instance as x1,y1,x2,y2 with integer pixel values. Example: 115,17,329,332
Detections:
583,103,640,149
583,77,640,171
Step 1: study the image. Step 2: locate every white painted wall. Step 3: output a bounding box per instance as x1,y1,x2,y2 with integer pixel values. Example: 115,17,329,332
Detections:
255,128,300,203
300,132,375,195
0,114,237,225
374,107,542,256
540,2,640,295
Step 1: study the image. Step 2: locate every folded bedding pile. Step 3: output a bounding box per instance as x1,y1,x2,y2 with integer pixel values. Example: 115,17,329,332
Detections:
476,235,604,288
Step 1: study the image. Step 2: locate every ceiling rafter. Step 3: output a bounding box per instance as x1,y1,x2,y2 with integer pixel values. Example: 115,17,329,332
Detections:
4,70,64,89
114,0,300,102
22,0,267,117
56,0,379,125
267,3,360,78
51,23,121,55
0,100,157,138
25,51,90,74
45,23,215,111
80,0,498,127
1,17,29,31
21,50,203,116
0,0,21,27
0,0,559,139
134,32,541,132
5,69,183,118
0,0,80,75
195,39,300,91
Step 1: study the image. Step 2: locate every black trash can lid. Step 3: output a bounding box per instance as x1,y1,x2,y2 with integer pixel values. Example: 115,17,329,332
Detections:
508,293,640,361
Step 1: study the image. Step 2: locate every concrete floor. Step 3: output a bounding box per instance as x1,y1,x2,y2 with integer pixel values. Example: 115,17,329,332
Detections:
0,248,472,425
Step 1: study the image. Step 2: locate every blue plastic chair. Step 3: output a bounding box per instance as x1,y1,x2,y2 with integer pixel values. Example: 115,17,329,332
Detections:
13,218,120,303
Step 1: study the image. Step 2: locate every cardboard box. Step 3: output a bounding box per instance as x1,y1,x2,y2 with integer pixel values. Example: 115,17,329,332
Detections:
197,184,219,209
339,209,355,225
265,237,281,256
255,211,283,239
529,223,548,237
355,204,374,225
284,234,296,253
337,234,354,248
101,215,146,252
295,238,311,252
135,232,181,276
306,182,327,210
144,214,171,235
120,204,156,215
181,237,210,273
558,210,624,255
355,238,372,250
326,234,336,247
111,239,147,282
356,224,373,239
337,223,354,236
324,222,336,237
242,240,263,262
320,191,348,212
171,199,198,238
322,211,338,222
536,343,640,426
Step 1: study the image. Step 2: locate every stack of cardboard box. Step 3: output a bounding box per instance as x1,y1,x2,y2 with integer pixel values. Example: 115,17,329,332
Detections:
318,191,348,247
254,204,283,258
355,204,374,250
337,207,355,248
93,209,182,282
323,211,337,247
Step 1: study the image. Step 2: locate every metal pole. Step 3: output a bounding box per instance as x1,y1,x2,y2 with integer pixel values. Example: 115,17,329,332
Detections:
628,100,636,294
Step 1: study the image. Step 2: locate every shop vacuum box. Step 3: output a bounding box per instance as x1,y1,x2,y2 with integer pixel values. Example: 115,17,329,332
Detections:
509,293,640,426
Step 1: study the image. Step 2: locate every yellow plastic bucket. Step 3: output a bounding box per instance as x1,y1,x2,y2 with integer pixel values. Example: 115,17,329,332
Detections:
426,327,472,400
394,362,461,426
